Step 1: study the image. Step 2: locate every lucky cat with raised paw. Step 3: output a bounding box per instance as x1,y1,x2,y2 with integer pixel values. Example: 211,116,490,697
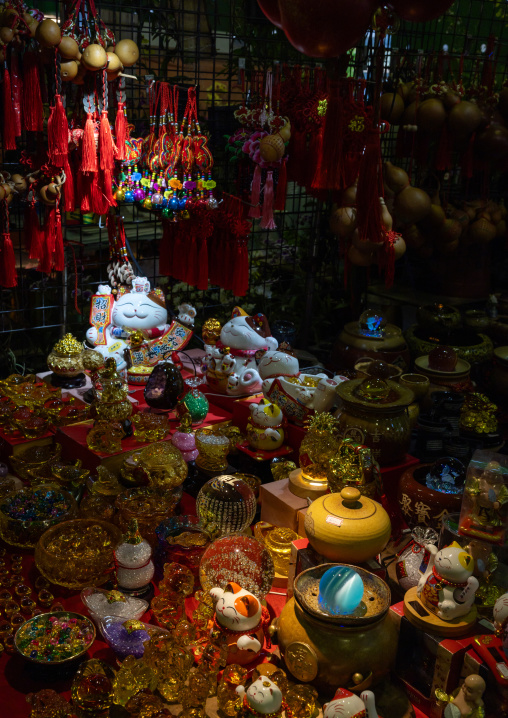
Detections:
323,688,381,718
417,542,479,621
236,676,286,716
247,399,285,451
210,582,271,665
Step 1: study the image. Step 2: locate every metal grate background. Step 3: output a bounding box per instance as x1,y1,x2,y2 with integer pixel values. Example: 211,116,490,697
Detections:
1,0,507,377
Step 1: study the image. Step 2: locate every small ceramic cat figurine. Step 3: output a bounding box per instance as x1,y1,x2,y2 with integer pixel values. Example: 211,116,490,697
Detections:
323,688,380,718
247,399,285,451
236,676,283,716
210,582,269,665
86,278,169,370
417,542,479,621
204,307,278,396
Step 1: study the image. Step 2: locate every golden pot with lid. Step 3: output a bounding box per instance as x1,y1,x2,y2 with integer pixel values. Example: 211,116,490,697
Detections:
47,333,86,388
304,487,391,564
335,377,414,466
273,563,397,695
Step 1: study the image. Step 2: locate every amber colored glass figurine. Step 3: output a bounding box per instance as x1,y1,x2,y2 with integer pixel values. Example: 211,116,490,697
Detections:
71,659,116,714
327,437,381,498
218,665,248,716
112,655,158,706
26,689,73,718
87,420,124,454
131,412,170,443
142,633,194,702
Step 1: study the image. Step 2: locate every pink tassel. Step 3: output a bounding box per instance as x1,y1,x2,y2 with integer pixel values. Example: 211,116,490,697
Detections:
248,165,262,219
260,171,276,230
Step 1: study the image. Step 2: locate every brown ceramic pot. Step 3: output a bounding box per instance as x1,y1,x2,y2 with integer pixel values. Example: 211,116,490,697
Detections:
397,463,462,530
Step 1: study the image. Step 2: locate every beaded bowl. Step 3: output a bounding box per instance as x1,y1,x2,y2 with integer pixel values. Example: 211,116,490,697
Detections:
0,484,78,548
15,611,95,665
35,519,122,589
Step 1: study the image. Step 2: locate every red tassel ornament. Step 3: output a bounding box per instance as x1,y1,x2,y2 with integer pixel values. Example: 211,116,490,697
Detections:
0,231,17,288
260,171,276,230
248,165,262,219
22,51,43,132
114,102,127,160
80,113,98,173
48,95,69,167
99,110,116,171
2,65,17,150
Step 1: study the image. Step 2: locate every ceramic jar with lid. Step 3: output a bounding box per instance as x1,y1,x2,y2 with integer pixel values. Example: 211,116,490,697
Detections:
272,563,398,695
335,377,414,466
332,310,411,371
304,487,391,563
416,303,461,331
47,333,86,388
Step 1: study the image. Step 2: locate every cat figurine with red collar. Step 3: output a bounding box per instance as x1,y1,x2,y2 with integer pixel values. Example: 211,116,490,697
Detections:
417,542,479,621
210,582,270,665
247,398,285,451
323,688,381,718
204,307,278,396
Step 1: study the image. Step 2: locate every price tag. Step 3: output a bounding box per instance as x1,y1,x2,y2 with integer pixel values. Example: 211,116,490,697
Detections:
326,515,343,528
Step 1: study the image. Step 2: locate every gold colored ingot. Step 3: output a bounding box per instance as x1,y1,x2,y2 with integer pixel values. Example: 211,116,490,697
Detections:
202,317,222,345
12,382,54,409
195,429,230,472
254,521,299,577
304,487,391,564
276,600,397,693
47,333,84,378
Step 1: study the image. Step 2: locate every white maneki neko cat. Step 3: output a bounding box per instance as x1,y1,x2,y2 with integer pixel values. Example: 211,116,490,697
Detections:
417,542,479,621
204,307,278,396
236,676,283,715
86,277,170,370
323,688,381,718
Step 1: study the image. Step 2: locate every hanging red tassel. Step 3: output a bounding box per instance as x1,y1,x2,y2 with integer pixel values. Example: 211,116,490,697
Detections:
91,172,109,215
312,80,344,191
2,65,17,150
248,165,262,219
274,159,287,211
47,95,68,166
61,156,75,213
0,231,17,288
114,102,127,161
99,168,116,208
10,52,22,138
79,172,93,214
260,171,276,230
53,207,65,272
356,129,383,246
22,51,43,132
99,110,116,171
80,114,98,173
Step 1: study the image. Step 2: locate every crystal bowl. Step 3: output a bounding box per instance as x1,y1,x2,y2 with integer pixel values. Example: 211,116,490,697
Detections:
15,611,95,665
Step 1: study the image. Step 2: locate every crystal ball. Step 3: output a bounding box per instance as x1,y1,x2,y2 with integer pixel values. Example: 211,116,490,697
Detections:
196,475,256,538
358,309,387,337
425,456,465,494
318,566,364,615
199,534,274,599
428,345,458,372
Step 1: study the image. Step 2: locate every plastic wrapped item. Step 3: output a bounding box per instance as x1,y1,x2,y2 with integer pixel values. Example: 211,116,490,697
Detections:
459,450,508,545
395,527,439,591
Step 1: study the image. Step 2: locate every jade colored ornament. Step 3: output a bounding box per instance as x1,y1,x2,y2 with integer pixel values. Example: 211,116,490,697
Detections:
180,388,209,423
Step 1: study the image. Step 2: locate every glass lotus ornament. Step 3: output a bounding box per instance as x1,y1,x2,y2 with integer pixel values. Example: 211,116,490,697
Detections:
115,487,181,547
26,689,73,718
112,655,158,706
131,412,170,443
196,475,256,538
199,534,274,599
144,360,185,411
71,659,115,713
195,429,230,473
115,519,154,595
15,611,95,664
35,518,122,589
47,333,86,388
218,664,248,716
142,633,194,701
0,485,77,548
81,586,148,622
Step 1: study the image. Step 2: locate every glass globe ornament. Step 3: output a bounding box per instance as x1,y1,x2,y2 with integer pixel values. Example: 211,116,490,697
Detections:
196,475,256,538
199,534,274,599
144,361,184,411
318,566,364,615
358,309,387,338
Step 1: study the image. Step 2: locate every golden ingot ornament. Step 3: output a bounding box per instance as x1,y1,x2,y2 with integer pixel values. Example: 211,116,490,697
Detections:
202,317,222,345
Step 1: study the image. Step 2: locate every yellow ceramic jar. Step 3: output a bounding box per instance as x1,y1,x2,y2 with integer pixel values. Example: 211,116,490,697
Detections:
304,487,391,563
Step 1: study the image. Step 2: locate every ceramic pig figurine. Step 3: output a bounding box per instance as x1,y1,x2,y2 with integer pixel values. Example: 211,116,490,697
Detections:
210,582,268,665
247,399,285,451
236,676,283,715
204,308,278,396
323,688,380,718
417,542,479,621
